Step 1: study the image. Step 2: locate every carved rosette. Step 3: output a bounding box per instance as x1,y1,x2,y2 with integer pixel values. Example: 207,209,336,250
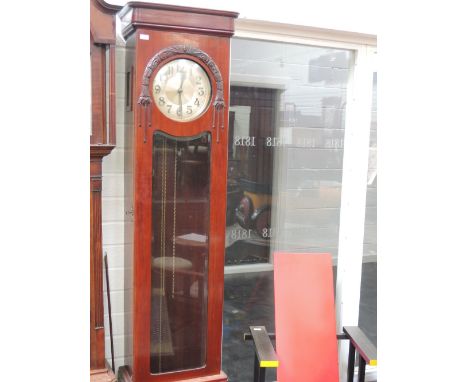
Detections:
138,45,225,142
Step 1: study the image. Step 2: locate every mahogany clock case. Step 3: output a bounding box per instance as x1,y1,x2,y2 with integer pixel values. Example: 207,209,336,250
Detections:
122,5,237,381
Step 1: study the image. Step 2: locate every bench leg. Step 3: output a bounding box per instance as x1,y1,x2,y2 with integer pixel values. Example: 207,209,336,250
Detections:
253,353,266,382
347,342,356,382
357,354,366,382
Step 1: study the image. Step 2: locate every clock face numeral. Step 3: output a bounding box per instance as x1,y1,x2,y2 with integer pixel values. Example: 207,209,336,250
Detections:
152,59,212,122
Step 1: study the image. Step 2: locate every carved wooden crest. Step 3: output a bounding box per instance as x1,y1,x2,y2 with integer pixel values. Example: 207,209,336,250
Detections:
138,45,225,143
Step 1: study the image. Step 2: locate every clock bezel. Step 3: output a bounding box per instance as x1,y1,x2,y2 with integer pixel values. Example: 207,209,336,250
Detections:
150,55,214,123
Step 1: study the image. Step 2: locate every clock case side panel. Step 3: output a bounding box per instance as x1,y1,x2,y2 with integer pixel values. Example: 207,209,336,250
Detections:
131,28,232,382
124,32,137,374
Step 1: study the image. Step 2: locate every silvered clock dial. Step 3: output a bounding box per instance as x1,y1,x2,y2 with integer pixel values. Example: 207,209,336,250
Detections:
152,58,212,122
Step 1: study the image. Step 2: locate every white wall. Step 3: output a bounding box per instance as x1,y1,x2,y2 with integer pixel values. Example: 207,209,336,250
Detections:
363,73,377,261
107,0,377,35
102,39,132,371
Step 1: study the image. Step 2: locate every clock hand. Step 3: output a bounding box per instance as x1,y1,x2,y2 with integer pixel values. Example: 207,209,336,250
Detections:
178,92,183,118
178,71,186,93
177,72,186,119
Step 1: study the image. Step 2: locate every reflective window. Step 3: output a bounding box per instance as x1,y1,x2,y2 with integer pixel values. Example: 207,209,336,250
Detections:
223,38,354,381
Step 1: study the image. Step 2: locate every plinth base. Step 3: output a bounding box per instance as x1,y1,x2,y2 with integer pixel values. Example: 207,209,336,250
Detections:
90,368,117,382
117,365,228,382
182,371,228,382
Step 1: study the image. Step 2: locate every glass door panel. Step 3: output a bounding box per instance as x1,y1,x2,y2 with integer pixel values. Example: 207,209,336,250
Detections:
150,131,210,374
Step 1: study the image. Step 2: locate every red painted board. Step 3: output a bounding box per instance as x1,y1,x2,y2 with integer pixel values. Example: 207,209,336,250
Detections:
274,252,339,382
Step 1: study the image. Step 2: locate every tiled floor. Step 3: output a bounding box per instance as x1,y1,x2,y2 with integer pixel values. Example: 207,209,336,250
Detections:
222,262,377,381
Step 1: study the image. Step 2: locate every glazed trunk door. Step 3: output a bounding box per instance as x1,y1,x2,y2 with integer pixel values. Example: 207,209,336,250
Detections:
150,131,211,374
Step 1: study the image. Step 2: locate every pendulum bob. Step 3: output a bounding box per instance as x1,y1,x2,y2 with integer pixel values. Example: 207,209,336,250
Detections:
151,255,202,373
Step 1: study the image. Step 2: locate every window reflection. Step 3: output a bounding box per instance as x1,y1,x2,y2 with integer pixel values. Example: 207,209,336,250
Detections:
226,87,276,265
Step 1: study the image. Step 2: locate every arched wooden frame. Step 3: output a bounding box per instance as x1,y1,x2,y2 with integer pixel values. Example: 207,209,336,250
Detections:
137,45,225,143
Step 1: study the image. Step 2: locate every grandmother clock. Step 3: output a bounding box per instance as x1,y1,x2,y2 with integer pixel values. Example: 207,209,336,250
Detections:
119,3,238,382
90,0,120,381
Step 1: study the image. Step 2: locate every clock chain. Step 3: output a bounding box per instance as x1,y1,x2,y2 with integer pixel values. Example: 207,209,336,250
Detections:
171,142,178,298
158,137,167,370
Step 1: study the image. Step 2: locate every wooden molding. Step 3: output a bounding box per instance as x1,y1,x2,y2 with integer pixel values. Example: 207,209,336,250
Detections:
95,0,122,13
122,2,238,18
119,2,238,39
116,367,228,382
91,0,121,44
91,144,116,159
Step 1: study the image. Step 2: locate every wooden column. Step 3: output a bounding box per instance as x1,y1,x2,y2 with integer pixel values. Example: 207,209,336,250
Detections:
90,157,105,370
90,0,121,380
90,150,113,368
